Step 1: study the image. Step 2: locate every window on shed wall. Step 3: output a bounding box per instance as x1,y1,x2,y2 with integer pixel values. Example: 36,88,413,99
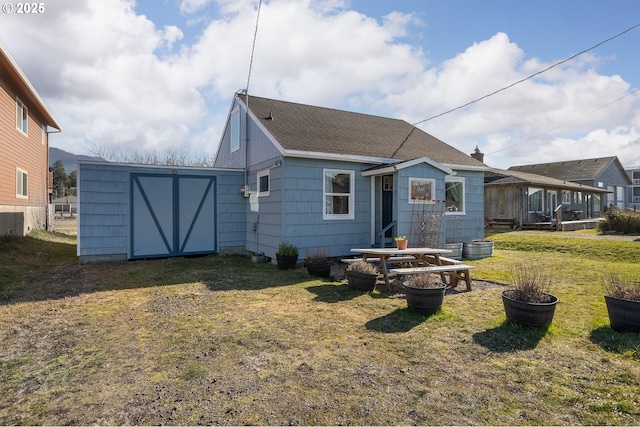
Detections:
528,187,543,212
16,169,28,198
323,169,354,220
445,176,465,214
257,169,270,197
16,98,28,135
230,108,240,152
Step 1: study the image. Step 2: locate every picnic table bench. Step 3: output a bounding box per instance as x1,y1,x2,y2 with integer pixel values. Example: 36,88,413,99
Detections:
390,264,475,291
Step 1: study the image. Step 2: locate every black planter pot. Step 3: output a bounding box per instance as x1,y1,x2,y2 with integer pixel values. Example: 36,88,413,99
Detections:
347,271,378,291
502,290,558,327
403,283,446,315
276,254,298,270
305,260,332,277
605,295,640,333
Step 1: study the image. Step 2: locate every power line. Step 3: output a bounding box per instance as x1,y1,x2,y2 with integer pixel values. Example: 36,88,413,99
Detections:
488,87,640,155
412,22,640,126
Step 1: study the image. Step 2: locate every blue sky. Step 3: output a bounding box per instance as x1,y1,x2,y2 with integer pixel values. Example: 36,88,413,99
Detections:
1,0,638,168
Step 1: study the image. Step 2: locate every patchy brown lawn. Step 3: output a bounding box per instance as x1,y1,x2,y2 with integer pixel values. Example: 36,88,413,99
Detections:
1,231,639,425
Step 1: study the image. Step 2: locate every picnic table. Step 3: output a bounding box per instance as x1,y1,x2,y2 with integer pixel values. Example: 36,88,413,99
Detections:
349,247,452,287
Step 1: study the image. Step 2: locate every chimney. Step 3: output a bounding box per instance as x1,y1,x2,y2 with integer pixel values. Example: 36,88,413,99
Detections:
470,145,484,162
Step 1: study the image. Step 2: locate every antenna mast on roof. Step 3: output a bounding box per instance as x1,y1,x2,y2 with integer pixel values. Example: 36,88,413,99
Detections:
245,0,263,103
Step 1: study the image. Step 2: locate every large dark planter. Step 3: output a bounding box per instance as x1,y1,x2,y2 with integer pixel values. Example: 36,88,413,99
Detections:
502,290,558,327
404,283,447,315
605,295,640,333
347,271,378,291
306,260,332,278
276,254,298,270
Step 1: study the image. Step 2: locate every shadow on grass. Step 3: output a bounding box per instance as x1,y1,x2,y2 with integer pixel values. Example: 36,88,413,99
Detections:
472,321,550,352
365,307,431,333
0,241,312,305
306,283,364,303
589,326,640,358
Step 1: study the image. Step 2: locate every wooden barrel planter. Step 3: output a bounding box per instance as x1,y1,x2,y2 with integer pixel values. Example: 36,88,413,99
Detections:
276,254,298,270
403,283,447,315
347,271,377,291
502,290,558,327
605,296,640,333
305,260,332,278
463,240,494,260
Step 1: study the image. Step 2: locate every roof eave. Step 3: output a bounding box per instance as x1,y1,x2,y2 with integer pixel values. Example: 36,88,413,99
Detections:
0,40,61,131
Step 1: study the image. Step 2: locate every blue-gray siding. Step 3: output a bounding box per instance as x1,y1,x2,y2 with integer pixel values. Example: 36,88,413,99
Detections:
78,162,245,263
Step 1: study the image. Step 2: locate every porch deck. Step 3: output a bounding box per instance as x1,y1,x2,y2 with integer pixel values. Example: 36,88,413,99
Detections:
522,218,603,232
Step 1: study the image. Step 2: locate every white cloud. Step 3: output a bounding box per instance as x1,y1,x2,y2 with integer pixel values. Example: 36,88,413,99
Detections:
0,0,638,169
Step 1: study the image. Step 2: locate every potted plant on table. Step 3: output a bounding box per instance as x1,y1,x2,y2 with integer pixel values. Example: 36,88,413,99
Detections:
276,241,298,270
403,273,447,315
502,264,558,327
603,273,640,333
304,248,332,278
394,236,408,250
346,260,378,291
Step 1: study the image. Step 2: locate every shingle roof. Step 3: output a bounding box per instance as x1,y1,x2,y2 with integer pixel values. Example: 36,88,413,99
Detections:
241,95,485,168
485,168,610,193
508,156,620,181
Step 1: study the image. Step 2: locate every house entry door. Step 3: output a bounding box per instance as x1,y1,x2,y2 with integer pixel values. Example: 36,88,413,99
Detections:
382,175,394,239
130,173,217,259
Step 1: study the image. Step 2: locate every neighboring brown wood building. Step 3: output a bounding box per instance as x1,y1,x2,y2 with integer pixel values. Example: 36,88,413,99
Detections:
509,156,630,210
484,168,611,229
0,41,61,236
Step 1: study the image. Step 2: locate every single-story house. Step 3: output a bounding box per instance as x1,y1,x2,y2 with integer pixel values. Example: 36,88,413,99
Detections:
509,156,631,210
484,167,611,228
77,93,488,263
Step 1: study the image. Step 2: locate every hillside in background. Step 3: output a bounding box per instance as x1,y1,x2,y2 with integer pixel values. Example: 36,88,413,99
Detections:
49,147,105,172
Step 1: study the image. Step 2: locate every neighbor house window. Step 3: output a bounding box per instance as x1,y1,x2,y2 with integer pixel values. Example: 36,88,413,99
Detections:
408,177,435,204
257,169,270,197
16,169,28,198
323,169,354,220
230,108,240,152
528,187,543,212
445,176,465,214
16,98,28,135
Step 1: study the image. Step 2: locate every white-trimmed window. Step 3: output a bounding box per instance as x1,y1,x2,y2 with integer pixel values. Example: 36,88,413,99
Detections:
16,169,28,198
257,169,270,197
16,98,28,135
445,176,465,214
323,169,354,220
408,177,435,204
230,108,240,153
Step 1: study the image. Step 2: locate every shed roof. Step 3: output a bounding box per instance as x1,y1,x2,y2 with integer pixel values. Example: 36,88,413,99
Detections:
240,94,486,169
486,168,610,193
0,40,61,131
508,156,623,182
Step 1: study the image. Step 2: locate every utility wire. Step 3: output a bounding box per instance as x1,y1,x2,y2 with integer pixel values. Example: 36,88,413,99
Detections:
245,0,263,94
412,22,640,126
487,87,640,155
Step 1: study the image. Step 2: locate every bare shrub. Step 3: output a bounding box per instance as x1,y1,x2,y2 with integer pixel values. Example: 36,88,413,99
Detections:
346,260,378,275
507,264,553,303
405,273,443,289
603,273,640,302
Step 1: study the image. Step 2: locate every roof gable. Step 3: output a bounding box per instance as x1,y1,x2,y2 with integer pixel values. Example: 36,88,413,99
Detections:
239,94,485,168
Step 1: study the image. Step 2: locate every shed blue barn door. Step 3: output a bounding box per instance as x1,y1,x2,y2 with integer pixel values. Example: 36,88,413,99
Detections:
130,173,217,259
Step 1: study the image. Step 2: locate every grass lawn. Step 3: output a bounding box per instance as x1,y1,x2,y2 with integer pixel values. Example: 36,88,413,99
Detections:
1,230,640,425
